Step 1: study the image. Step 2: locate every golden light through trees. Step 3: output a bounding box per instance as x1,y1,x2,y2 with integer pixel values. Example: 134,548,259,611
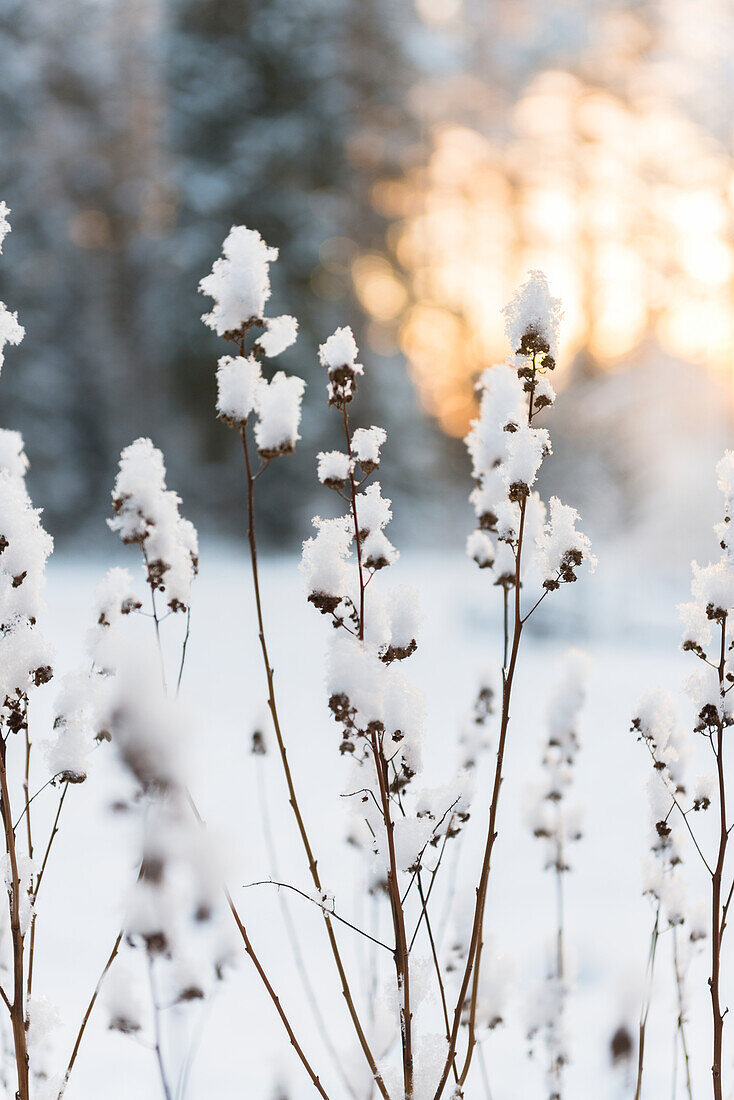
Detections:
354,70,734,436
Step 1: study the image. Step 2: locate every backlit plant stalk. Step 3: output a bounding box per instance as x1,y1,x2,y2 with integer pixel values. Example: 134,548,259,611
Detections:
201,231,388,1098
434,273,595,1099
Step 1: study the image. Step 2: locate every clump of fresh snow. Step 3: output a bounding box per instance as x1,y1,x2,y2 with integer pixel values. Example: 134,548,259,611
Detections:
199,226,277,335
352,425,386,471
254,314,298,358
108,438,198,612
253,372,306,459
216,355,262,426
503,269,562,359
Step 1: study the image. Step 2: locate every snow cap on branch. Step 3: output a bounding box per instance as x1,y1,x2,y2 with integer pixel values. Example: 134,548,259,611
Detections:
317,450,352,491
503,270,562,363
254,314,298,358
301,516,353,614
536,497,595,591
199,226,277,335
466,364,526,479
108,438,198,612
319,326,364,406
216,355,262,427
0,429,28,481
352,425,386,473
253,372,305,459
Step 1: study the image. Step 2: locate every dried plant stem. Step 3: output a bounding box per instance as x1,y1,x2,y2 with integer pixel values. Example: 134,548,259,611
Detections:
176,606,192,696
224,887,330,1099
148,956,173,1100
550,834,566,1098
238,412,388,1099
58,930,124,1099
672,926,694,1100
634,904,661,1100
416,873,457,1086
434,373,540,1100
370,730,412,1097
255,760,359,1098
28,781,69,1000
184,788,331,1099
711,614,729,1100
342,406,366,641
0,742,30,1100
339,399,413,1096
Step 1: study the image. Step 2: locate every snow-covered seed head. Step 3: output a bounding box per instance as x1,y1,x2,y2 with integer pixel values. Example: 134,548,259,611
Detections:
253,372,306,459
318,326,364,407
108,439,198,612
317,450,352,491
503,270,562,369
301,516,353,615
199,226,278,338
466,529,495,570
351,426,386,474
253,315,298,359
537,497,596,591
216,355,262,427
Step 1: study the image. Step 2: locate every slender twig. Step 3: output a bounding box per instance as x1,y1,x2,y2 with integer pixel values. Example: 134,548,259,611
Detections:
409,827,452,951
32,782,69,904
236,374,388,1098
224,886,330,1099
255,759,358,1098
143,549,167,694
186,791,331,1099
434,366,541,1100
58,931,123,1099
672,925,694,1100
148,956,173,1100
244,880,393,953
0,742,30,1100
710,615,728,1100
176,606,192,696
634,904,661,1100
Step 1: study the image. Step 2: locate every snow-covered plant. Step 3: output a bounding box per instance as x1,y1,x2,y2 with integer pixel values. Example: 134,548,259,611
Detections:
99,643,232,1100
629,688,708,1100
303,322,484,1098
425,271,595,1099
0,207,128,1100
526,648,589,1100
631,453,734,1100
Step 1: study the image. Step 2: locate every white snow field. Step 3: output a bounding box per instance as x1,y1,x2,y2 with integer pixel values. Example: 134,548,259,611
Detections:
27,545,724,1099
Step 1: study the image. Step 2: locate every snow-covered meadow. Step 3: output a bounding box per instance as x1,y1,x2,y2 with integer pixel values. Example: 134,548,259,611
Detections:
2,200,733,1100
22,542,717,1100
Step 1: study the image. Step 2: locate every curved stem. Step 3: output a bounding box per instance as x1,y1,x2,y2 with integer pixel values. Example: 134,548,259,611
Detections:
238,422,388,1098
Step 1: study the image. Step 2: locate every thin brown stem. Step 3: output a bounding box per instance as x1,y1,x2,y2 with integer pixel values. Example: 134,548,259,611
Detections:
0,742,30,1100
635,905,661,1100
255,760,359,1098
416,873,457,1085
245,880,393,953
434,368,540,1100
370,730,412,1098
672,925,694,1100
341,405,366,642
224,887,330,1099
148,956,173,1100
57,931,123,1099
238,421,388,1098
710,615,728,1100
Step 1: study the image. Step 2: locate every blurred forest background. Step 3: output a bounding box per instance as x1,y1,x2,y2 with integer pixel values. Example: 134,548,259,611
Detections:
1,0,734,567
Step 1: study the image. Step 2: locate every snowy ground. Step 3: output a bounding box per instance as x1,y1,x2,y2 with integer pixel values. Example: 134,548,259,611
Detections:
24,543,728,1099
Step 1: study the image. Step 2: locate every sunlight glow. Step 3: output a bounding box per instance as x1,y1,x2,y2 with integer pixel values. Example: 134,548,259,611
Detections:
357,71,734,436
